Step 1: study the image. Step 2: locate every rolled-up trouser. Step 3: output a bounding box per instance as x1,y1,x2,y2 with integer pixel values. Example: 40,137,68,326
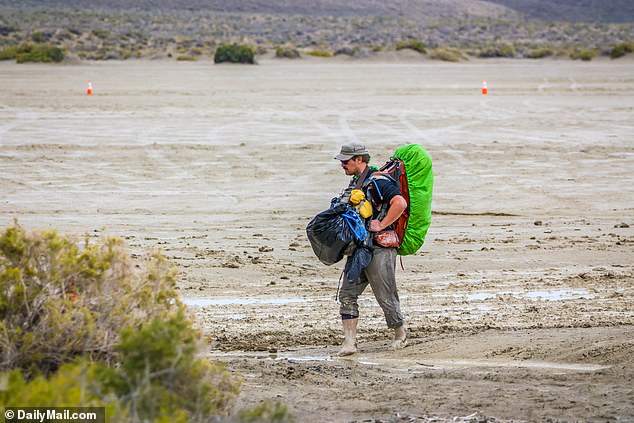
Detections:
338,246,403,328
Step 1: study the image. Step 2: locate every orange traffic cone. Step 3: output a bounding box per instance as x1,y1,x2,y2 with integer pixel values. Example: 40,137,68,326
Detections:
481,80,488,95
87,81,93,95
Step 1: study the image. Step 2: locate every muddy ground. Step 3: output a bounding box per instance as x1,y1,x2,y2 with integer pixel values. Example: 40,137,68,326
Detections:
1,57,633,422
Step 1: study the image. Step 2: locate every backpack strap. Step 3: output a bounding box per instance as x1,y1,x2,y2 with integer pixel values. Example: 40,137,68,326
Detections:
365,173,400,222
354,166,371,190
339,166,373,204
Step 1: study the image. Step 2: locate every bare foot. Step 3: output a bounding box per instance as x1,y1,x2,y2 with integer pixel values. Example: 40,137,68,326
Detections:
389,326,407,350
388,337,408,350
337,342,357,356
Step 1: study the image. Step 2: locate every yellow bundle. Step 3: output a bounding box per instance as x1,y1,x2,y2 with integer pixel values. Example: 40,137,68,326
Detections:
349,189,373,219
349,189,365,205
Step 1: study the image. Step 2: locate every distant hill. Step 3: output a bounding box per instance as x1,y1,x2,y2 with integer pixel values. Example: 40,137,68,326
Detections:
1,0,632,22
0,0,512,19
485,0,634,23
1,0,632,61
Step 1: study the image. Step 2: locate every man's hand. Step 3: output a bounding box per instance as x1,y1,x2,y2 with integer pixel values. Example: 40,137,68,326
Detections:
369,195,407,232
369,219,384,232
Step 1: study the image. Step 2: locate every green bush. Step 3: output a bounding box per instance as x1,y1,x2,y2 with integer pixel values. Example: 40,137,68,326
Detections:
239,400,293,423
31,31,46,43
395,39,427,54
570,48,596,61
1,43,65,63
526,47,554,59
0,360,121,416
430,48,465,62
477,43,516,58
306,49,332,58
275,45,300,59
0,223,179,377
0,315,241,421
0,45,18,60
91,29,110,39
610,41,634,59
214,43,255,64
0,223,243,422
98,312,241,421
19,45,64,63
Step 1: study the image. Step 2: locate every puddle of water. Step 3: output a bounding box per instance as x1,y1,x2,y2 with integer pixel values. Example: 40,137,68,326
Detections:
334,356,609,372
421,289,592,302
208,351,608,373
186,289,591,308
277,355,334,363
182,297,313,307
405,359,609,372
521,289,593,300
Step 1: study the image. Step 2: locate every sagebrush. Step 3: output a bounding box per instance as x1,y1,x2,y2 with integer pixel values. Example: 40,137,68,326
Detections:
0,224,179,376
214,43,255,64
0,223,243,422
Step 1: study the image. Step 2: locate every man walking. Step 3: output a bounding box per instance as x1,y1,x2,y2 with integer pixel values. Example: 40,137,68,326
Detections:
334,141,408,356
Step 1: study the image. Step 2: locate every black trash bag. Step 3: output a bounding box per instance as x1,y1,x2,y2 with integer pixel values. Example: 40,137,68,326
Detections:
343,245,372,285
306,203,356,265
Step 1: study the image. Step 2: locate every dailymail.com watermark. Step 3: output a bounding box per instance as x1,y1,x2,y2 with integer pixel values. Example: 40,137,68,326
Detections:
3,407,105,423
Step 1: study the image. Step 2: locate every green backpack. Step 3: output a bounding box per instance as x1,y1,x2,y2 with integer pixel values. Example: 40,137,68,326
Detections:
372,144,433,255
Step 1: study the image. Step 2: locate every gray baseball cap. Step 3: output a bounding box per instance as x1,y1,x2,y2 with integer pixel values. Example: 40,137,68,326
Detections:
334,141,370,160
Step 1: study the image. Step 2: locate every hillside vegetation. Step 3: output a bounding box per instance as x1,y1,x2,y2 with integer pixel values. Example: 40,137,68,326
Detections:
0,0,632,62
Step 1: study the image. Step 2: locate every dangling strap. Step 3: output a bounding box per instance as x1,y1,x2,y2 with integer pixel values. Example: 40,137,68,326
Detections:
399,256,405,271
354,166,371,190
335,270,345,302
339,166,372,205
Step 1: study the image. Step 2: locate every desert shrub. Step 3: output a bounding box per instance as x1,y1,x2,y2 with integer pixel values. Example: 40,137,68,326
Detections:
334,46,354,56
31,31,46,43
0,316,241,421
0,45,18,60
306,49,332,58
0,360,122,416
177,55,197,61
275,45,300,59
239,400,293,423
395,39,427,54
526,47,554,59
477,43,516,58
430,48,465,62
0,43,64,63
6,43,64,63
91,29,110,39
120,48,132,60
125,31,144,40
214,43,255,64
610,41,634,59
569,48,596,61
0,223,179,377
0,223,243,421
97,312,241,421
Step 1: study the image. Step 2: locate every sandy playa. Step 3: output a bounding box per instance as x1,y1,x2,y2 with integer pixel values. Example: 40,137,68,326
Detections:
1,57,633,422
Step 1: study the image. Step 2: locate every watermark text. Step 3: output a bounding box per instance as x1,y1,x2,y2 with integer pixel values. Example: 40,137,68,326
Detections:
4,407,104,423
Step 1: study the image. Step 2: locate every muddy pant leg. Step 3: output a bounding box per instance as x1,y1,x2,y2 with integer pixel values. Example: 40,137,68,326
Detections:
365,247,403,329
338,272,370,318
